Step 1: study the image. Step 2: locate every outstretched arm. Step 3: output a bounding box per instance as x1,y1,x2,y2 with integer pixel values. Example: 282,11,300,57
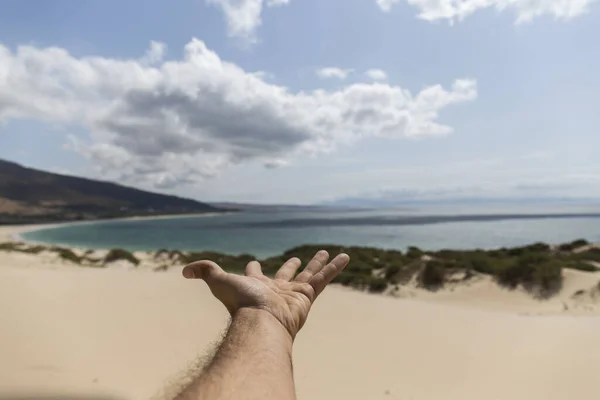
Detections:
175,309,294,400
174,251,350,400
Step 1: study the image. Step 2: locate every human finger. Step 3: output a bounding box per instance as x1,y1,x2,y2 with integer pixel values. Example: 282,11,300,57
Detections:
294,250,329,283
182,260,227,284
245,260,264,277
309,253,350,297
275,257,302,281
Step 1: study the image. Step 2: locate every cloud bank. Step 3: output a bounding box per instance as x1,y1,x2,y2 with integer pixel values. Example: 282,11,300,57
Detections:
376,0,594,23
0,40,476,188
207,0,594,43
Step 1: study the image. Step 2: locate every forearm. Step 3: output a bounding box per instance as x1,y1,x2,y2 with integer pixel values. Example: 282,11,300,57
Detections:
176,308,296,400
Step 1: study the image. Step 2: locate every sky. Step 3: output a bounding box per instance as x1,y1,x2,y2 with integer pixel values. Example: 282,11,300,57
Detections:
0,0,598,204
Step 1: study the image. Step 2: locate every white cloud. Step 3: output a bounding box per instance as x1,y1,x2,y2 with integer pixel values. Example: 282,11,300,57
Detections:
206,0,290,42
316,67,354,80
0,39,476,189
376,0,594,23
140,41,167,65
376,0,399,12
365,69,388,81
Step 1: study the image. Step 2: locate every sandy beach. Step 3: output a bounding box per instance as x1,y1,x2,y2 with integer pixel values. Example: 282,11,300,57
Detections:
2,224,600,400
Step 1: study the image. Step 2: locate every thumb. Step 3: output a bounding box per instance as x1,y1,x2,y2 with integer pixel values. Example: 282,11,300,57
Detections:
182,260,226,283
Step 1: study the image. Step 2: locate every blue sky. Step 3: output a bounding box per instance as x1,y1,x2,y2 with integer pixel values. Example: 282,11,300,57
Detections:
0,0,598,204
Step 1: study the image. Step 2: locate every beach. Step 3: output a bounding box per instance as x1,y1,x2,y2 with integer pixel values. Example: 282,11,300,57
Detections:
2,223,600,400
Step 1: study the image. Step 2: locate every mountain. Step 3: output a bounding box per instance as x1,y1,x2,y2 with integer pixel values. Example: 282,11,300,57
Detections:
0,159,224,224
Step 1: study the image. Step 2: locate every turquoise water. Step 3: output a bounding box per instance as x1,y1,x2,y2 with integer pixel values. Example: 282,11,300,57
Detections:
21,204,600,258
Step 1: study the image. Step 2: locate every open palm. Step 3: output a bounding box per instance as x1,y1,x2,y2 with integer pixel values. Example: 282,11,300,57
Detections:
182,250,350,338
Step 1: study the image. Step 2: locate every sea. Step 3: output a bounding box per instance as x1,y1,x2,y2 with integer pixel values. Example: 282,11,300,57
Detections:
21,203,600,258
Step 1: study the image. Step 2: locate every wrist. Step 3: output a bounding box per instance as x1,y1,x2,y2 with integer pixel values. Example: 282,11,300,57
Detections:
233,307,294,348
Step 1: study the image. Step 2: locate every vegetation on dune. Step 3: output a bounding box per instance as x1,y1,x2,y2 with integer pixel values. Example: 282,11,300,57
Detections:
104,248,140,266
495,253,563,298
1,237,599,299
19,245,47,254
418,260,447,290
0,242,85,264
0,242,21,251
49,246,82,264
569,249,600,263
251,240,599,298
558,239,590,252
563,260,599,272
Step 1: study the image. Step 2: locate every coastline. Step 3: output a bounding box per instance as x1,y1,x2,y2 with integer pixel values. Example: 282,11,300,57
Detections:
1,211,230,244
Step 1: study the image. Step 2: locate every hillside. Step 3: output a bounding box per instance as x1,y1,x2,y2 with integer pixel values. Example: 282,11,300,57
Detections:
0,159,223,224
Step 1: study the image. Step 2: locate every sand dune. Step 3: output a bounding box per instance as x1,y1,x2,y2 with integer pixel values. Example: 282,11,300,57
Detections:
2,225,600,400
395,268,600,316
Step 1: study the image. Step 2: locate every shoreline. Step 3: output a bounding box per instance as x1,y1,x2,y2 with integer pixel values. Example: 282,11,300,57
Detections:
1,211,230,244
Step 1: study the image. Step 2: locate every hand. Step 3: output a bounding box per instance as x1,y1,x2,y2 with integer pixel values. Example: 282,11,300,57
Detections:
182,250,350,339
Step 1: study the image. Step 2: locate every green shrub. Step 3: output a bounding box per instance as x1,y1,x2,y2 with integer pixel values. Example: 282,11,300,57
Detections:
558,239,589,252
104,249,140,266
496,253,548,289
506,242,551,257
525,242,552,253
530,261,563,298
368,278,388,293
496,263,523,289
154,249,170,258
466,254,494,274
20,245,47,254
433,249,464,260
50,247,81,264
406,246,424,260
419,260,446,290
568,251,600,263
0,242,20,251
384,264,402,281
345,263,372,275
488,249,510,259
260,256,287,276
573,239,590,247
154,249,185,262
496,253,562,297
237,253,255,265
332,272,370,288
564,261,599,272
